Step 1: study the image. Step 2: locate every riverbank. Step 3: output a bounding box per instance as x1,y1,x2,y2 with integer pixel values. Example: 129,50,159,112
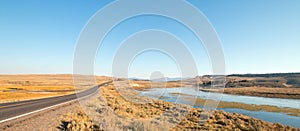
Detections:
60,82,299,130
200,87,300,99
129,79,300,99
169,92,300,117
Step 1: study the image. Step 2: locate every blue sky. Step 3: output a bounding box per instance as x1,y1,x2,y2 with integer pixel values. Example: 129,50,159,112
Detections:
0,0,299,77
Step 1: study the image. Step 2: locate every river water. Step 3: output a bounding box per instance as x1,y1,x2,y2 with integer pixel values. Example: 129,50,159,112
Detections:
140,87,300,128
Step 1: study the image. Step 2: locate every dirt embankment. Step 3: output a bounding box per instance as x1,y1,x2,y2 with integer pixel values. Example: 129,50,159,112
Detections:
60,83,299,131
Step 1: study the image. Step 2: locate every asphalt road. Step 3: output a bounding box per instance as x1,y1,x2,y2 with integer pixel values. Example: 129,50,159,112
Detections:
0,81,112,123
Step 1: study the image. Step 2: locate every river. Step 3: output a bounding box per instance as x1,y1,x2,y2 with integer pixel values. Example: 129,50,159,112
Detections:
140,87,300,128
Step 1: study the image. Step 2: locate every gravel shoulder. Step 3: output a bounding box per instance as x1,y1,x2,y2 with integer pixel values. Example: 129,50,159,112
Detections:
0,101,81,131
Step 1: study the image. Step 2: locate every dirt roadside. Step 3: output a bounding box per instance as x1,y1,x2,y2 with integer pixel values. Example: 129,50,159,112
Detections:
0,101,82,131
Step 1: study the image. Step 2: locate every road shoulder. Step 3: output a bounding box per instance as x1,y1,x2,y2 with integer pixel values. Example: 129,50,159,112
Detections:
0,101,81,131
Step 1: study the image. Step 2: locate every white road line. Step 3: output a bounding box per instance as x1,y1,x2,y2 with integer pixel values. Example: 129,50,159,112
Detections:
0,88,99,124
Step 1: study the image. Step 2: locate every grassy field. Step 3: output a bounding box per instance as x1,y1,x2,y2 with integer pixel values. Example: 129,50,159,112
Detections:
128,80,185,90
58,82,298,130
0,74,111,103
1,74,298,104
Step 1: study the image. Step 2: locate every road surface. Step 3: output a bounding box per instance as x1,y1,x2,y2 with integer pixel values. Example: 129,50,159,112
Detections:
0,81,112,123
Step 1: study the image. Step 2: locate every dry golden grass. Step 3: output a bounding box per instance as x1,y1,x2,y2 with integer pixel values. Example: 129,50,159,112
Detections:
0,92,74,103
59,83,299,131
0,74,112,103
129,80,183,90
222,87,300,99
200,87,300,99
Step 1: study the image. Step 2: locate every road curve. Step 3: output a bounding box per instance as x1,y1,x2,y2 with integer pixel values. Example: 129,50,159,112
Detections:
0,81,112,123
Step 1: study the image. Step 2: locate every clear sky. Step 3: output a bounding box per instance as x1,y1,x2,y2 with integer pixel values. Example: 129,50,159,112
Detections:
0,0,299,78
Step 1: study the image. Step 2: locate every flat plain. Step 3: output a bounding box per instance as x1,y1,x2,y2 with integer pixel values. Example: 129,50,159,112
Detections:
0,74,111,103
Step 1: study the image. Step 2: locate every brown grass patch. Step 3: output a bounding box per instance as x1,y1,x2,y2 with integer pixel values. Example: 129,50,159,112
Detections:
129,80,183,90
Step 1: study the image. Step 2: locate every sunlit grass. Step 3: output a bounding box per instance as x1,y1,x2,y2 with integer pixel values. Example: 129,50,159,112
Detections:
0,74,112,103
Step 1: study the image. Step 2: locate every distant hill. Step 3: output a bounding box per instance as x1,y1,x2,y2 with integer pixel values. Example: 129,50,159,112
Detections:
228,73,300,78
198,73,300,88
130,73,300,88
